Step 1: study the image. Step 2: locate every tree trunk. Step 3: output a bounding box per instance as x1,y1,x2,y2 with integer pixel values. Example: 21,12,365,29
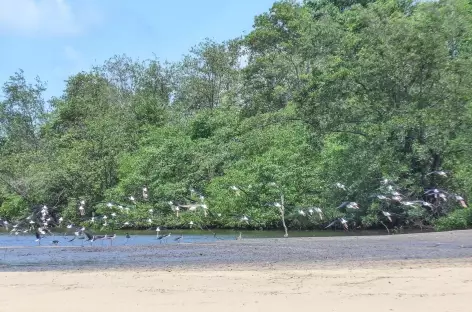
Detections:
280,194,288,238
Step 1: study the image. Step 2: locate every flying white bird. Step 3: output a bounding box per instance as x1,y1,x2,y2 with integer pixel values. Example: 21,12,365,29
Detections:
313,207,324,220
382,211,393,223
426,170,448,177
455,195,468,208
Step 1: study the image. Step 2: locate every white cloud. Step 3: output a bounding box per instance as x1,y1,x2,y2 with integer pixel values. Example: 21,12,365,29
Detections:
0,0,99,36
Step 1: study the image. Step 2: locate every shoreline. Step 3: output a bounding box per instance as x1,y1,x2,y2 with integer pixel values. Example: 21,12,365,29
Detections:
1,229,472,272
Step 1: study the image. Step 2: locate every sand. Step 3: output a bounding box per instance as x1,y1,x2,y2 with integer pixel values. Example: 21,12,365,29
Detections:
1,259,471,312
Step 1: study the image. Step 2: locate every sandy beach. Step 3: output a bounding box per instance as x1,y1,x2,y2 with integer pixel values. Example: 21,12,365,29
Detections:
1,230,472,311
1,259,471,312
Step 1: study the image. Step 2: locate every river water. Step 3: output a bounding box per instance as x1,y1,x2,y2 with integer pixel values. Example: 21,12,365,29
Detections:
0,228,426,248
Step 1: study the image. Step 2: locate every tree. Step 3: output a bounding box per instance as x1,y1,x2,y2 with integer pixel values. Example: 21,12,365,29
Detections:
173,38,242,111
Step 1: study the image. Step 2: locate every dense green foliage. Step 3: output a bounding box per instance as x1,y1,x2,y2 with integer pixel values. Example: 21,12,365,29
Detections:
1,0,472,233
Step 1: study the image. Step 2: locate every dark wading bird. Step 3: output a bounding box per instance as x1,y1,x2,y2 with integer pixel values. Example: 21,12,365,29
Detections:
174,234,183,243
157,233,171,244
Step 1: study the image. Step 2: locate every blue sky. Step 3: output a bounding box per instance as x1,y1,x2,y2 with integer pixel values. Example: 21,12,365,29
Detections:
0,0,276,100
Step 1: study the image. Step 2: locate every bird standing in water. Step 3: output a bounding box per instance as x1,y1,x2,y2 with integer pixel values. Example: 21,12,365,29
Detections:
125,233,131,245
174,234,183,243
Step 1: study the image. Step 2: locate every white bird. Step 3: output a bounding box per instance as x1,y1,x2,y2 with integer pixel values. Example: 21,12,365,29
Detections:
426,170,448,177
412,200,433,208
187,204,198,211
103,215,108,220
124,222,130,226
274,202,282,208
143,187,149,200
129,196,136,203
67,224,73,229
327,218,348,230
80,200,85,205
107,202,113,208
382,211,393,222
148,218,152,223
111,213,116,217
313,207,324,220
335,182,346,190
240,216,249,224
58,217,63,223
338,202,359,210
79,205,85,216
149,209,153,213
298,210,306,216
392,196,402,202
455,195,468,208
189,221,194,228
230,185,241,195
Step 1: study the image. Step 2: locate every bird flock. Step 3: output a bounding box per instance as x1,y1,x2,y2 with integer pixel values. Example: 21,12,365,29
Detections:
0,186,233,246
0,170,469,246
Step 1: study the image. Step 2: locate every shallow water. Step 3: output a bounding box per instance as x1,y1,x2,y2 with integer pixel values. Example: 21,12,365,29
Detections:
0,228,399,247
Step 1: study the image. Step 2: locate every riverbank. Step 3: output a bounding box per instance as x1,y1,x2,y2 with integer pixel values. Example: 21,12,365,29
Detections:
1,229,472,271
1,258,471,312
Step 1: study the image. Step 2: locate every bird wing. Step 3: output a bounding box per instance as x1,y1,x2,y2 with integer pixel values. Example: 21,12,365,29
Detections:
337,202,349,209
84,231,94,241
325,220,338,229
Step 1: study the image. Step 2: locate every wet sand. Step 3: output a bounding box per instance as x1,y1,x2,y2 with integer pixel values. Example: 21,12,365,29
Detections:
1,230,472,311
1,229,472,271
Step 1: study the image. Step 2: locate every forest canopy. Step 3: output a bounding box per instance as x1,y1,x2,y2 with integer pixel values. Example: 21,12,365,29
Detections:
1,0,472,233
